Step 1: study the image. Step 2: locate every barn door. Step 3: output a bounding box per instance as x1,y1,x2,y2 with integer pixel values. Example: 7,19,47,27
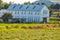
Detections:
43,18,47,22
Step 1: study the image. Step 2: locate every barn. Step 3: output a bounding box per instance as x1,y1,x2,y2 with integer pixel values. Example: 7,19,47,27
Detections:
6,4,49,22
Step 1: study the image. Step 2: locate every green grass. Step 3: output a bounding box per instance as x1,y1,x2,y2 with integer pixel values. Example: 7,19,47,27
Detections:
0,23,60,29
0,28,60,40
0,23,40,26
0,23,41,30
0,23,60,40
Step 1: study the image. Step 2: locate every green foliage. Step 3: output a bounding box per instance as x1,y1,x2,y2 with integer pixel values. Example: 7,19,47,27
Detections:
1,12,13,23
0,0,2,3
4,3,10,9
0,0,3,10
24,1,33,5
50,4,60,9
0,0,11,9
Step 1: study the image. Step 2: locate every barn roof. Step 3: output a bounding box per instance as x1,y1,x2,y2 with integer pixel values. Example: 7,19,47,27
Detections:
7,4,45,11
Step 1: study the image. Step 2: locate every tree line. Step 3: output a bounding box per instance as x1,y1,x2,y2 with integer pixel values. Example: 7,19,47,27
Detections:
0,0,12,10
0,0,60,10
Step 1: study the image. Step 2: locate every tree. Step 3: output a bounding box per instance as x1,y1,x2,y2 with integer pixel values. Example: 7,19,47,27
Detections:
54,4,60,9
2,2,12,9
24,1,30,5
0,0,2,4
50,4,54,9
49,10,52,16
4,3,10,9
50,4,60,9
1,13,13,23
24,1,33,5
0,0,3,9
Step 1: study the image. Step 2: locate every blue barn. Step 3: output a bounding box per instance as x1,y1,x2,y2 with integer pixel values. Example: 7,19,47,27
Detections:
7,4,50,22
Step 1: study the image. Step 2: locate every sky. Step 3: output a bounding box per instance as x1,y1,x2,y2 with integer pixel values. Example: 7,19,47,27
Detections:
2,0,60,4
2,0,36,4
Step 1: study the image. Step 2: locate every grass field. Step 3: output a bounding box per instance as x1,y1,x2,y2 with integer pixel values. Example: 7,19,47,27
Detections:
0,23,60,40
0,23,60,29
0,28,60,40
0,23,40,29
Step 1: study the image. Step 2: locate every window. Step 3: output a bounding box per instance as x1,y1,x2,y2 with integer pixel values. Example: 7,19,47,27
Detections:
26,6,29,9
18,11,19,14
43,10,48,16
38,12,39,15
36,12,39,15
23,11,26,14
24,11,26,14
21,12,23,14
15,11,16,14
13,6,16,9
0,12,1,14
33,12,35,14
33,6,36,9
30,12,32,14
15,11,19,14
43,10,47,14
26,11,30,14
29,11,30,14
19,5,23,9
31,13,32,14
35,12,36,14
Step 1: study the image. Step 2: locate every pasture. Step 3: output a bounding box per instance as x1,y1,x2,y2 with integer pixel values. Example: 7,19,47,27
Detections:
0,28,60,40
0,23,60,40
0,23,60,29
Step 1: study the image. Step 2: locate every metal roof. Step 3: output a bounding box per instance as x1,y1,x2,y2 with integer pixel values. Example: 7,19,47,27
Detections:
7,4,45,11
